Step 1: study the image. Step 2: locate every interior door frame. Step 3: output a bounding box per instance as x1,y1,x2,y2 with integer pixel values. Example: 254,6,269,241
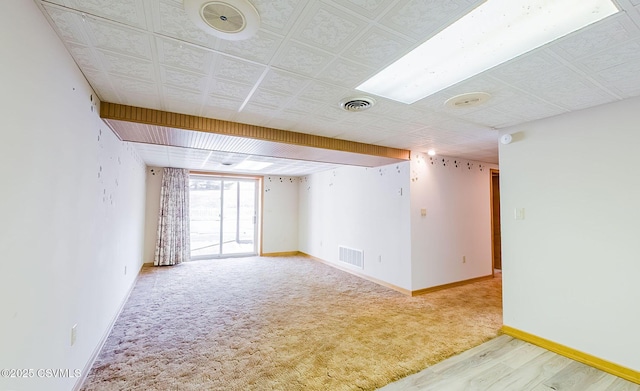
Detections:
489,168,501,277
189,171,262,260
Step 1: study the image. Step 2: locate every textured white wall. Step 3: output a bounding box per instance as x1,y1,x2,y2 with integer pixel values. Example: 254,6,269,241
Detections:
500,97,640,370
143,167,163,264
262,176,299,254
409,153,497,290
0,1,147,390
298,163,412,290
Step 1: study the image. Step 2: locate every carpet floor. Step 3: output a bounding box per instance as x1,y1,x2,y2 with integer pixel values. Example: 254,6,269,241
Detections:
81,256,502,391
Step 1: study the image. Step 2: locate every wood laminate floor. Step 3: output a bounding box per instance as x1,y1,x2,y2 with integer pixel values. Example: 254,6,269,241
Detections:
377,335,639,391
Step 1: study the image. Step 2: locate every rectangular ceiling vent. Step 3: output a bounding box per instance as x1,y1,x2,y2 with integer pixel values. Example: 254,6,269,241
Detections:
338,246,364,269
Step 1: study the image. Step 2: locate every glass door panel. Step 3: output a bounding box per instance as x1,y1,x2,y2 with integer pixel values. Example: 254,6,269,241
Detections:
189,178,222,258
189,176,258,259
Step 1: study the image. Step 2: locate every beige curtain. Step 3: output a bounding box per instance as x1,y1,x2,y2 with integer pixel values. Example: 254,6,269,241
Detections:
154,168,190,266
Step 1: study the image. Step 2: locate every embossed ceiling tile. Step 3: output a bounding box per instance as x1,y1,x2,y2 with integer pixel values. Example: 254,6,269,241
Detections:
367,99,422,121
66,42,100,70
66,0,147,28
156,37,214,74
577,40,640,73
85,19,152,60
233,112,270,127
272,41,335,76
266,117,299,131
552,15,637,60
241,103,280,117
513,68,617,110
442,75,507,100
258,69,310,95
123,93,162,109
251,0,308,35
164,86,203,104
82,68,113,94
93,86,120,104
489,50,563,85
99,51,155,81
329,0,397,19
456,107,524,128
316,57,376,88
375,133,428,149
298,80,351,102
154,0,213,46
161,66,209,92
206,96,244,111
342,27,413,68
379,0,481,40
163,101,202,116
315,106,354,122
281,98,327,116
292,2,367,52
596,62,640,97
248,88,293,108
209,78,254,101
202,106,240,122
42,5,89,45
218,30,283,64
212,56,267,85
411,92,453,111
491,96,567,123
279,110,313,124
335,129,389,144
111,76,158,96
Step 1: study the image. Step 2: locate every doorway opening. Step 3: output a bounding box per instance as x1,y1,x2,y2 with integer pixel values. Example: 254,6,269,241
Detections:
490,169,502,274
189,175,259,260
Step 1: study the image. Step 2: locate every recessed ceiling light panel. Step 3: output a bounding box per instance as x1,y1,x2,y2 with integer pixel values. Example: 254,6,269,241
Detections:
183,0,260,41
357,0,618,104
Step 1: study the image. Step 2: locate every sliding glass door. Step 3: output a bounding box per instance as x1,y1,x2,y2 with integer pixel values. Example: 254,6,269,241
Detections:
189,176,258,260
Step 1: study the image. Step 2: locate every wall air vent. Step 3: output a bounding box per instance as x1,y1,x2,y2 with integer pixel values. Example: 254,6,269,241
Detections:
339,246,364,269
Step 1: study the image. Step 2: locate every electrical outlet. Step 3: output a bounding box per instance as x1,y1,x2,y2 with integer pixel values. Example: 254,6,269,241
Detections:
378,255,382,263
124,266,127,275
71,324,77,346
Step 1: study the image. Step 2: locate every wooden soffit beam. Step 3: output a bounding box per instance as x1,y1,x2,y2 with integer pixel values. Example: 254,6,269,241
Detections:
100,102,410,167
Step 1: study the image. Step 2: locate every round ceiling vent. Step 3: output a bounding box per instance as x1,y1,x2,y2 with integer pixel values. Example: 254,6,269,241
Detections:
444,92,491,109
340,96,376,112
183,0,260,41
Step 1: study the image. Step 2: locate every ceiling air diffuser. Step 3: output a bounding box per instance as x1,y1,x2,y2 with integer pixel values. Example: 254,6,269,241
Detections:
183,0,260,40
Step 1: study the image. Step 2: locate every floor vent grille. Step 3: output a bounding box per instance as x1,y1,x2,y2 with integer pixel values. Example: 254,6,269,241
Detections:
339,246,364,269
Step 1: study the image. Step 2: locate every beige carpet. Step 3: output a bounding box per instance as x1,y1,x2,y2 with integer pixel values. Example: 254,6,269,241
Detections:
81,256,502,391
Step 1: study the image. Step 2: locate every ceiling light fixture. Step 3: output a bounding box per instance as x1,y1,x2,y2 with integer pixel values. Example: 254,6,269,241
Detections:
183,0,260,41
357,0,618,104
427,149,436,156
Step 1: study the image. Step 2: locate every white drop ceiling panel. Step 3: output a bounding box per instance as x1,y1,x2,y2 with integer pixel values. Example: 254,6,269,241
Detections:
35,0,640,172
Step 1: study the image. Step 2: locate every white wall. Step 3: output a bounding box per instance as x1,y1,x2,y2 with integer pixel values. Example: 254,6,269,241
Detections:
262,176,299,254
144,173,299,257
0,1,147,390
500,97,640,371
143,167,163,264
410,153,497,290
298,163,413,290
